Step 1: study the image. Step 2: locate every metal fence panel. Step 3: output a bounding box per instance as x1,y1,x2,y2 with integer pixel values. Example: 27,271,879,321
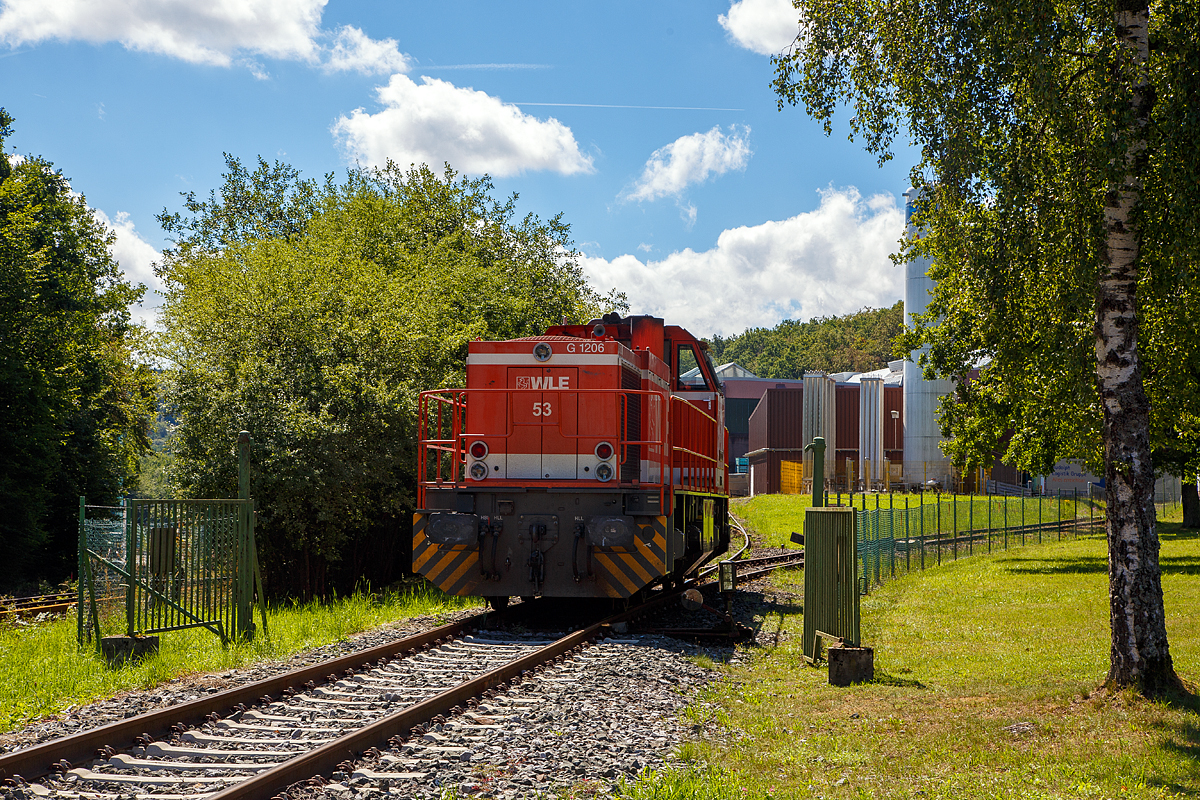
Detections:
77,500,127,645
839,492,1107,595
80,497,265,647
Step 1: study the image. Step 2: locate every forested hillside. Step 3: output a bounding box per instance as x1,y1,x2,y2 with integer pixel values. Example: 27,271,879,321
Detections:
707,301,904,378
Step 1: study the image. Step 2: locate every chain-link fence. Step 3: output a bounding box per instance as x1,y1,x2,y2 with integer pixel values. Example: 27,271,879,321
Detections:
846,488,1107,594
77,500,128,646
78,496,266,647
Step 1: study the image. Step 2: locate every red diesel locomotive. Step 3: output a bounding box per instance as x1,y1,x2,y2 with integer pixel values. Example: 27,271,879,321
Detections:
414,313,730,607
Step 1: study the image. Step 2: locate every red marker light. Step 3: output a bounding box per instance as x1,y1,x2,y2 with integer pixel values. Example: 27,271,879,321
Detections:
469,441,489,459
595,442,613,460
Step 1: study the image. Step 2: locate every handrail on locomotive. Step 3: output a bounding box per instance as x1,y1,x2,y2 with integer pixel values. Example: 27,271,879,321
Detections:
417,387,725,505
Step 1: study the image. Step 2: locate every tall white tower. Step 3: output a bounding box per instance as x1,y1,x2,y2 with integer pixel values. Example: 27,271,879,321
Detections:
902,187,954,487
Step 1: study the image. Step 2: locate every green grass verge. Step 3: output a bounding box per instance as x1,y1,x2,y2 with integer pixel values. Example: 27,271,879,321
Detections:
621,520,1199,800
0,583,481,733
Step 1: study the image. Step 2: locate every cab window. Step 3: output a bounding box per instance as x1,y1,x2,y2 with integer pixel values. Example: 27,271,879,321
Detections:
676,344,710,389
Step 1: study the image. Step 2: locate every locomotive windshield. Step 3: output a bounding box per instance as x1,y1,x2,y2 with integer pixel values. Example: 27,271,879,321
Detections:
676,344,711,389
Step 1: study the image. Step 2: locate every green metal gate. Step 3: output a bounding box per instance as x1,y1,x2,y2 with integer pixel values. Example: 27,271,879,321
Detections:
802,506,860,661
79,498,267,646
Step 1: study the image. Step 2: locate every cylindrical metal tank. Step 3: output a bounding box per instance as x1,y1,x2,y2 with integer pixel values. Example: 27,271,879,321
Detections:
858,377,884,489
802,372,837,485
902,187,955,487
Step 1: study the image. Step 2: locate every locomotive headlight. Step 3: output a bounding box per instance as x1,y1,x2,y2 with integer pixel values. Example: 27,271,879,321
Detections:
532,342,553,362
594,441,614,461
595,463,614,482
469,461,488,480
469,441,489,460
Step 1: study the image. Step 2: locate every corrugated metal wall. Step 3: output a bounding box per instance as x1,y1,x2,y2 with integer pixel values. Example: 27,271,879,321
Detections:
884,385,904,459
726,398,758,438
749,450,797,496
835,385,859,450
749,388,804,451
726,397,759,468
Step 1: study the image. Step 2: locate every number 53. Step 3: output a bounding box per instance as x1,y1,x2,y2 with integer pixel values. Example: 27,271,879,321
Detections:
532,402,552,417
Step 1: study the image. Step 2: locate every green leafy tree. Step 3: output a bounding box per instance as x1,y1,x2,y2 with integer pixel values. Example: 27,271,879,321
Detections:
772,0,1198,695
710,302,904,378
158,160,617,599
0,109,156,589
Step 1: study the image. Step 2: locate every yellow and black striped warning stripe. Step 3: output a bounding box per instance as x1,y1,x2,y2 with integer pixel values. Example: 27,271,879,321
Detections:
412,513,486,597
591,516,668,598
413,513,669,599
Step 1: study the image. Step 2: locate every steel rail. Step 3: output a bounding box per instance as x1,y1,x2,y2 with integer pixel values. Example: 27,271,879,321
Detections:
0,610,494,782
4,585,687,795
735,556,804,583
696,514,753,580
203,587,687,800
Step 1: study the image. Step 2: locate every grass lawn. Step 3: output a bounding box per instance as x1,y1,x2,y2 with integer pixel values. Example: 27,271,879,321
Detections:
621,505,1200,799
0,583,480,733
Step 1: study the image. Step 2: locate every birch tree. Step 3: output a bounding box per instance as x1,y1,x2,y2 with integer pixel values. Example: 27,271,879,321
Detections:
772,0,1197,695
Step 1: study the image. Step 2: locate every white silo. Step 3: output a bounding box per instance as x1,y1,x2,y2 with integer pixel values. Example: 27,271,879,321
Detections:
902,187,955,488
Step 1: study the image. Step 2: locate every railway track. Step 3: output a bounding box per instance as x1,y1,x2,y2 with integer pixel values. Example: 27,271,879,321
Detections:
1,517,802,799
0,594,85,624
0,592,681,800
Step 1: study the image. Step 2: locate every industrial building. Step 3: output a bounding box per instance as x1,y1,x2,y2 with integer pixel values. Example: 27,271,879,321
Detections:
720,186,1011,496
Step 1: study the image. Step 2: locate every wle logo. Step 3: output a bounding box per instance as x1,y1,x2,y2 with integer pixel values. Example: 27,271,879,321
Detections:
516,376,570,389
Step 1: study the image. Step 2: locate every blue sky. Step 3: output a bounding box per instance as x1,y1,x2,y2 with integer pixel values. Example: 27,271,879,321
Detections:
1,0,918,337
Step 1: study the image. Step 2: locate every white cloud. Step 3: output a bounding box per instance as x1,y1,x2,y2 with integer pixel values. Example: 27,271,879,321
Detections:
333,74,594,177
718,0,800,55
581,187,904,337
0,0,325,66
623,125,751,202
324,25,410,75
95,209,163,328
0,0,411,75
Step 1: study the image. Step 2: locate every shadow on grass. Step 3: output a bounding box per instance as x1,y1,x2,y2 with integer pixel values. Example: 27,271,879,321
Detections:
999,555,1200,576
871,671,927,689
1149,687,1200,796
645,588,802,662
1160,521,1200,542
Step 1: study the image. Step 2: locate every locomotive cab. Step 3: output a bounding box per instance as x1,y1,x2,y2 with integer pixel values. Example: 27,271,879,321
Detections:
414,314,730,603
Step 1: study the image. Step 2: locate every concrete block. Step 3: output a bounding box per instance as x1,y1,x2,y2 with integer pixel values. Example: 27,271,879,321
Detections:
101,635,159,667
828,645,874,686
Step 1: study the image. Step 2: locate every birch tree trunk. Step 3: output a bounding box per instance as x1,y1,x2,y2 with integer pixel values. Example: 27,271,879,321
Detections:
1097,0,1182,696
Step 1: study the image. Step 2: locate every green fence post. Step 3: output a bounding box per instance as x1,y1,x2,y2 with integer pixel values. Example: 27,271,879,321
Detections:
952,488,958,559
936,494,942,566
969,490,974,556
77,496,85,646
1058,489,1063,540
804,437,826,508
237,431,254,641
905,493,911,573
987,488,992,554
1002,495,1007,549
125,498,136,637
1072,487,1078,538
1038,489,1043,544
1021,491,1026,545
920,494,926,570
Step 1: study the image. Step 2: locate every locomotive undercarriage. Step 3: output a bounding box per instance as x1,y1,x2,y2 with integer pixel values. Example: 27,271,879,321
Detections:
415,488,728,602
